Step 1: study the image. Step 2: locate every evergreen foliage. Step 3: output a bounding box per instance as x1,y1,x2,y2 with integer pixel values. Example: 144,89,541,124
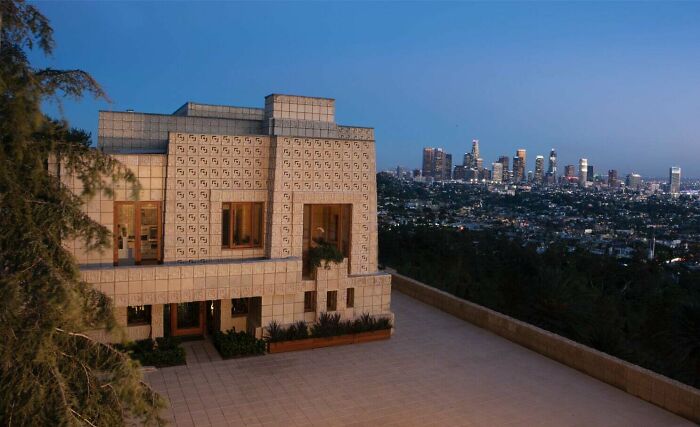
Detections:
307,239,344,270
0,1,165,424
380,225,700,388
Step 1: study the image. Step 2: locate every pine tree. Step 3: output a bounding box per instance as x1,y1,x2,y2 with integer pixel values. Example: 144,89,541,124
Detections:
0,1,166,424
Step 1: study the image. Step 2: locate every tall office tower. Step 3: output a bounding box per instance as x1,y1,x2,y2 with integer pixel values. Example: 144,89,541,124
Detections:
527,171,534,182
534,155,545,183
514,149,527,182
445,153,453,180
548,148,557,178
626,173,642,191
433,148,447,180
422,147,434,178
587,165,594,182
608,169,619,188
475,157,484,171
512,157,522,182
564,164,575,178
669,166,681,194
453,165,466,180
481,168,491,181
492,162,503,183
471,139,480,166
578,158,588,187
497,156,510,182
463,152,473,169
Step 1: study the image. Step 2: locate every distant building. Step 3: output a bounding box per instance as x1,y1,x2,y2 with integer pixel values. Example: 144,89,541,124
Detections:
586,165,594,182
513,149,527,182
492,162,503,183
547,148,557,182
626,173,642,191
498,156,510,182
579,158,588,187
608,169,619,188
412,169,421,178
453,165,467,181
422,147,452,181
475,157,483,171
534,155,544,183
471,139,480,166
564,164,575,178
669,166,681,194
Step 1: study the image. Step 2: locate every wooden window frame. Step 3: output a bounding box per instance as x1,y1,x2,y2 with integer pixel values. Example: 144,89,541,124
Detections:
346,288,355,308
113,201,162,266
304,291,317,313
326,290,337,312
221,202,265,249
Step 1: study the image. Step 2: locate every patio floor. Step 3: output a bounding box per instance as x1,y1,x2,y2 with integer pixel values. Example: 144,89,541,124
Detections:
145,291,693,426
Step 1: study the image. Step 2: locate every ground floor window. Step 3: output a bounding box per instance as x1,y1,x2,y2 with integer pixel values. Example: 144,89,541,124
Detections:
231,298,249,316
327,291,337,312
346,288,354,308
127,305,151,326
304,291,317,312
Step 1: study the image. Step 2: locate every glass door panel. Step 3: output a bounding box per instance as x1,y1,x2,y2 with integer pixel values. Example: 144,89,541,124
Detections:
176,303,200,329
116,203,136,265
140,203,160,263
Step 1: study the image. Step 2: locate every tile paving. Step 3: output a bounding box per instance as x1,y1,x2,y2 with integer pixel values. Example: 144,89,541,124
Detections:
146,291,694,426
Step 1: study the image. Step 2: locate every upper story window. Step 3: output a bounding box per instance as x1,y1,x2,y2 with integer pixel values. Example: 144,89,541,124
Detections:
114,201,162,266
222,202,264,249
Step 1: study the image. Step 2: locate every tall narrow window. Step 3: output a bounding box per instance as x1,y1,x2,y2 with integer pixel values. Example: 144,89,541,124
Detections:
221,202,264,249
304,291,317,312
327,291,337,312
346,288,355,308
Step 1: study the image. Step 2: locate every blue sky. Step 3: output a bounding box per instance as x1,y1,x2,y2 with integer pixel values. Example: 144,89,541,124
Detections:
34,1,700,178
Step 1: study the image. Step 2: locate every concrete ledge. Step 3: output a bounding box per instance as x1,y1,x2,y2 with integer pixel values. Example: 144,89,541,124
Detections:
390,271,700,423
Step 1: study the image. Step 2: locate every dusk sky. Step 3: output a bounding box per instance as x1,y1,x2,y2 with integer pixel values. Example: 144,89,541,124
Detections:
35,1,700,178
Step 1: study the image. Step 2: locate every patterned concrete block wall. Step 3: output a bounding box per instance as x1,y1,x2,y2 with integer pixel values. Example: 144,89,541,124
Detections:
61,154,166,266
164,133,272,262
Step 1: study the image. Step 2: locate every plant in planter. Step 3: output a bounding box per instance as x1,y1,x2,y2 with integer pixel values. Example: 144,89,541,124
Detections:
308,239,344,270
265,320,286,343
311,312,342,337
285,320,309,341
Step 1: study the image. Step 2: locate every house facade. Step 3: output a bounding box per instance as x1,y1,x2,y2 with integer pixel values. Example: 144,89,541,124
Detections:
65,94,392,341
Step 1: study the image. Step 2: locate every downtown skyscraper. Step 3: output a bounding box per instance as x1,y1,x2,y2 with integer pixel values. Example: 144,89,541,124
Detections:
534,155,545,183
513,149,526,183
579,158,588,187
547,148,557,183
422,147,452,181
669,166,681,194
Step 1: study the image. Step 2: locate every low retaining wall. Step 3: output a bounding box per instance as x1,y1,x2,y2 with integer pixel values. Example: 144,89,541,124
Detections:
390,271,700,423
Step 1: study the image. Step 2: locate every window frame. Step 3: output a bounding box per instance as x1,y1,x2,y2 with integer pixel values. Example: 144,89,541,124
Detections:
127,305,152,326
304,291,317,313
221,202,265,249
346,288,354,308
231,298,250,317
326,290,337,312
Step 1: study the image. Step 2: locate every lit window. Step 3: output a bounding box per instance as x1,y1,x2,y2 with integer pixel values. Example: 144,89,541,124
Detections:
222,202,264,248
327,291,337,312
127,305,151,326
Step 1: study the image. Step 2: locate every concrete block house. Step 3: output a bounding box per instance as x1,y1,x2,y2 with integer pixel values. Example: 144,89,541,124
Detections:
63,94,392,341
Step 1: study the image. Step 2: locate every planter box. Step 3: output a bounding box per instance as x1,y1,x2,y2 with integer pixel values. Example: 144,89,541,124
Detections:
268,329,392,354
354,329,391,343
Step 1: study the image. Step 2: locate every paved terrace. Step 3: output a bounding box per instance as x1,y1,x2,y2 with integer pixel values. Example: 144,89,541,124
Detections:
145,292,693,426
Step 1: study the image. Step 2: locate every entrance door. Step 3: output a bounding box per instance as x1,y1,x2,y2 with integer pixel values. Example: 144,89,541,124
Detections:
170,302,206,337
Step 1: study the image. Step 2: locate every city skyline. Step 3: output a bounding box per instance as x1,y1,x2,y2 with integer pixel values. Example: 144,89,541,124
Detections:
33,2,700,177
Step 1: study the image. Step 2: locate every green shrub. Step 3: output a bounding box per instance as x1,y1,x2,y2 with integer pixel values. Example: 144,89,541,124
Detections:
310,312,342,337
285,320,309,341
308,240,344,270
265,320,286,343
213,330,266,358
116,337,186,368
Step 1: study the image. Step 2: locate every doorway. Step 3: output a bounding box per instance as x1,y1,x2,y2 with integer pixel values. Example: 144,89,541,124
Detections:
114,201,162,266
170,302,206,337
